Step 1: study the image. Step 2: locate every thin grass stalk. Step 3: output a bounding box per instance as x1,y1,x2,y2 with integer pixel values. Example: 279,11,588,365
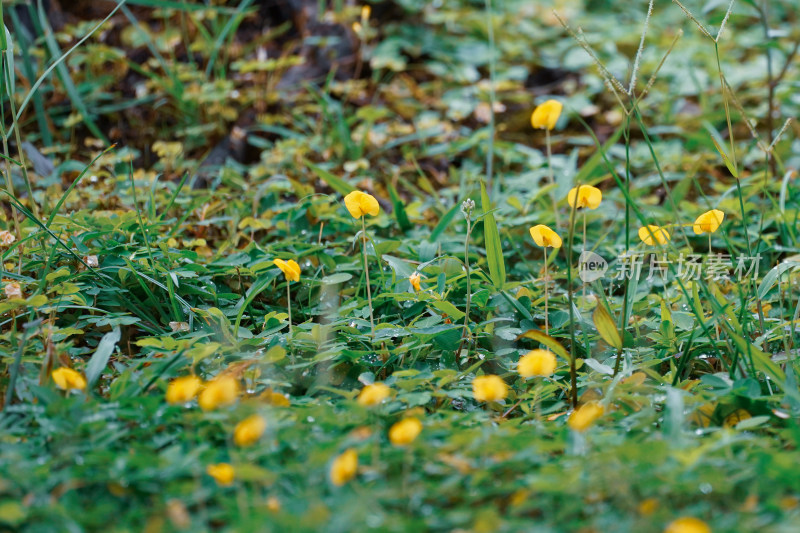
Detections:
362,216,375,336
566,187,579,407
545,128,560,226
462,216,472,345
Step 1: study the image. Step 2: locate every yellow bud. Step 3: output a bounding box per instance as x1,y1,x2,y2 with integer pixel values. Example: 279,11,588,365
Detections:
518,349,557,378
357,382,391,407
330,449,358,486
472,375,508,402
234,414,267,446
389,417,423,446
165,375,202,404
198,376,240,411
567,401,604,432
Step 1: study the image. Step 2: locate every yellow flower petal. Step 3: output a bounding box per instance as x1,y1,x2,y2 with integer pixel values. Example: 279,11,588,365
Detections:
409,272,422,292
638,225,671,246
51,367,87,391
693,209,724,235
531,99,563,130
529,224,562,248
344,191,380,218
274,258,301,282
567,185,602,209
207,463,235,486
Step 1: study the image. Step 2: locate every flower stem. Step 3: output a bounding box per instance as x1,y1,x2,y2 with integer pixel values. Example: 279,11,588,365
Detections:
545,128,560,226
362,216,375,336
463,217,472,339
287,283,292,335
457,216,473,358
544,246,549,334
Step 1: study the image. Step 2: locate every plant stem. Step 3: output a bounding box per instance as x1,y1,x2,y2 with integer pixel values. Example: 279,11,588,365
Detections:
543,246,549,334
287,283,292,334
714,42,737,175
462,217,472,345
582,210,587,301
362,216,375,336
545,128,560,226
566,192,579,408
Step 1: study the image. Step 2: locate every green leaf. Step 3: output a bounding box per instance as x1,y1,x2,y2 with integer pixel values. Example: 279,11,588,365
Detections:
705,124,738,178
479,181,506,288
431,300,466,321
757,261,797,300
429,203,460,243
306,160,354,196
387,183,412,231
85,327,121,388
321,273,353,285
517,330,572,362
593,304,622,350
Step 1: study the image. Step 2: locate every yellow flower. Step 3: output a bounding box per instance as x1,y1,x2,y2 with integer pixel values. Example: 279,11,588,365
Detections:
357,382,391,407
51,367,87,391
472,375,508,402
567,401,604,432
529,224,562,248
234,414,267,446
389,417,423,446
567,185,602,210
638,225,671,246
409,272,422,292
165,375,202,404
206,463,235,486
693,209,724,235
198,376,240,411
344,190,380,219
273,258,301,282
0,230,15,246
664,517,711,533
518,349,557,378
330,448,358,486
531,99,563,131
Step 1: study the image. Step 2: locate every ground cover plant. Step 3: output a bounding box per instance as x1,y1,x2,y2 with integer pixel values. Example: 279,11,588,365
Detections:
2,0,800,531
